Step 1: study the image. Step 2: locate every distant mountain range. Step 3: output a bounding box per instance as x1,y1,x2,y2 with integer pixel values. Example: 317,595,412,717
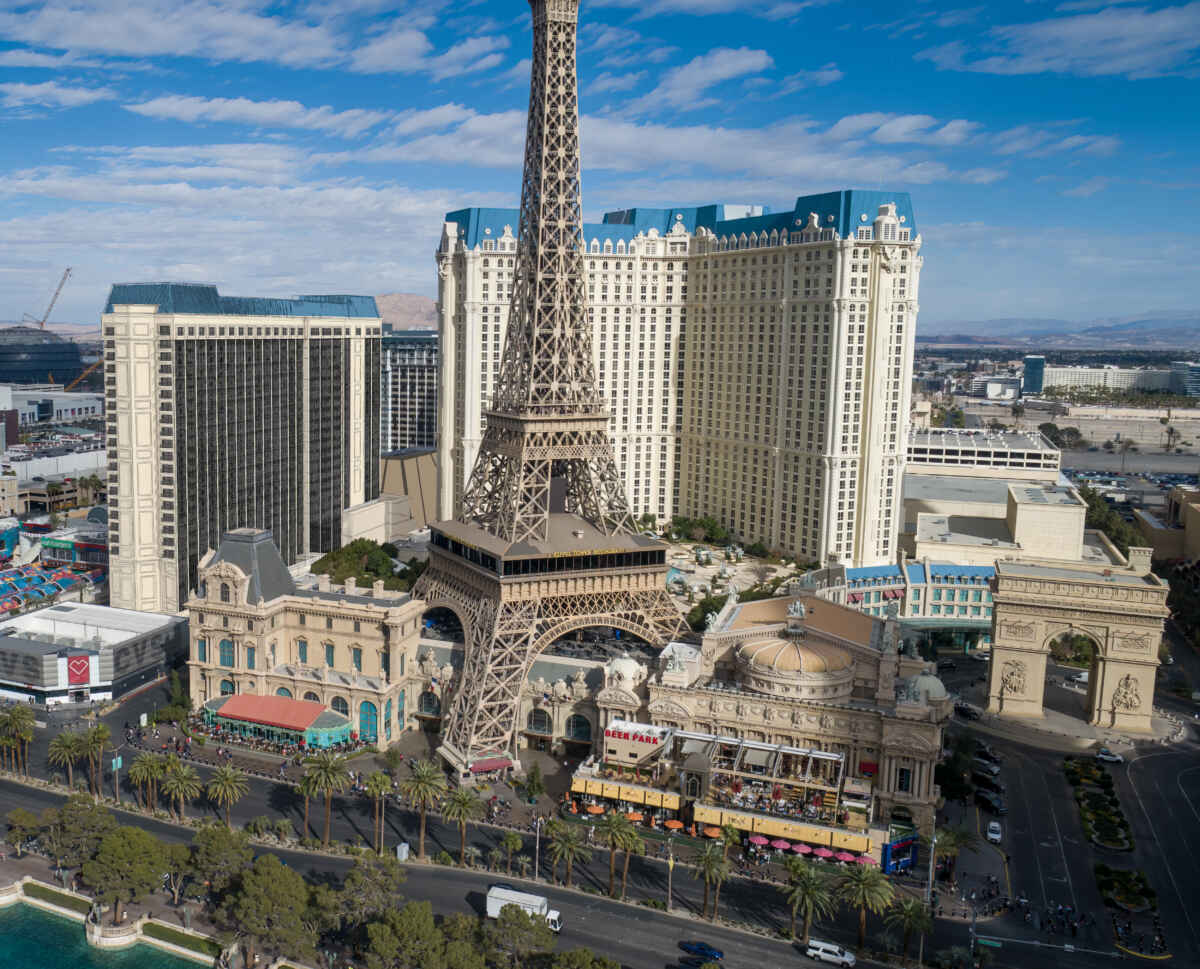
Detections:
376,293,436,331
919,311,1200,348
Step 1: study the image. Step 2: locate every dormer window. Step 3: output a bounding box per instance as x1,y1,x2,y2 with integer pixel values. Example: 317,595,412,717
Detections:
220,583,230,603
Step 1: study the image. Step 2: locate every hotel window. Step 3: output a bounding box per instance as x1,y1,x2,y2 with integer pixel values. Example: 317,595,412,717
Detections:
297,639,308,664
353,648,362,672
196,639,207,663
219,639,234,667
325,643,335,667
246,646,255,670
896,766,912,793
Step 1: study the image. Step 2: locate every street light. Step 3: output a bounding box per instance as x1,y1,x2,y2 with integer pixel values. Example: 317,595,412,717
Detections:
666,841,675,913
533,816,545,883
917,830,936,968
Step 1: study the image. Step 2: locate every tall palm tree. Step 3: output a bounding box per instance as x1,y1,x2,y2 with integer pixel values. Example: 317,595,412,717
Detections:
546,821,591,888
298,771,319,838
886,896,933,962
442,788,484,867
398,759,447,860
47,731,84,789
8,706,33,776
782,856,835,945
594,812,634,897
160,757,202,821
365,770,391,854
84,724,110,796
206,765,249,829
0,710,12,772
718,822,742,861
836,863,896,950
304,751,351,849
127,752,159,809
693,841,729,921
621,831,644,901
500,830,524,876
925,826,977,883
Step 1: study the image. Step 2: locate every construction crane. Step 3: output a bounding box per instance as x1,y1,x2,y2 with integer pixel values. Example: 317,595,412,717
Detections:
23,267,72,329
64,359,100,392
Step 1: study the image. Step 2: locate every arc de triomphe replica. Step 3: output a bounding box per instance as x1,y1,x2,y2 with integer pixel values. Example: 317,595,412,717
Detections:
986,552,1168,733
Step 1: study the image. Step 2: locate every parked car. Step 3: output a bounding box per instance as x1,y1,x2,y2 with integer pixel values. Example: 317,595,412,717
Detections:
986,821,1002,844
937,660,958,673
1096,747,1124,764
972,759,1001,778
973,772,1005,794
804,939,857,966
975,746,1002,765
975,791,1008,815
955,702,981,721
680,942,723,961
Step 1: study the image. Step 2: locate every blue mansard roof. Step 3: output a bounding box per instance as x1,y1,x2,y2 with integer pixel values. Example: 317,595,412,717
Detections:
445,190,916,250
104,283,379,318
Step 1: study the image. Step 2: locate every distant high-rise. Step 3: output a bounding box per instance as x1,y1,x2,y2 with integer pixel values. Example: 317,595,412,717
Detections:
381,327,437,452
103,284,381,613
1022,355,1045,395
437,190,922,567
1172,360,1200,397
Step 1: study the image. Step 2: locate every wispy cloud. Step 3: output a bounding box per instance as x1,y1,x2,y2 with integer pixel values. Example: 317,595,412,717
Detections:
125,95,393,138
777,62,843,94
1063,175,1112,196
0,80,115,108
620,46,773,115
586,71,647,95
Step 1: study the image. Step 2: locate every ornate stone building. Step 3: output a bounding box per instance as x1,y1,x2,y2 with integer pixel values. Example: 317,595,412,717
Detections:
185,528,426,744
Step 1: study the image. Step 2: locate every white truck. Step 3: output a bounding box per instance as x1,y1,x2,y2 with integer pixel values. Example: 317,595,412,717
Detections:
485,886,562,932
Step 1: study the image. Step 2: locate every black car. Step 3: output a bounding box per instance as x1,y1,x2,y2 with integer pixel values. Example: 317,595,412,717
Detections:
937,660,958,673
975,790,1008,815
973,772,1005,795
955,702,981,721
975,746,1001,765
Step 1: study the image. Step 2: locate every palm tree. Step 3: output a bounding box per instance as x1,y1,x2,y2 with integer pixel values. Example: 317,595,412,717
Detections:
298,771,318,838
692,841,729,920
206,765,249,829
500,830,524,876
8,706,33,776
621,831,644,901
365,770,391,854
398,759,447,860
160,757,202,821
83,724,110,796
47,731,84,788
127,752,160,809
718,821,741,861
442,788,484,867
925,826,977,883
886,896,933,962
0,711,13,771
782,856,835,945
836,863,896,950
546,821,591,888
594,812,634,897
304,751,351,849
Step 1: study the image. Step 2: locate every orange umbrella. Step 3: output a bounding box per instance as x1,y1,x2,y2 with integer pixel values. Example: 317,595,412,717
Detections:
703,826,723,838
664,819,684,830
626,812,643,822
586,804,605,814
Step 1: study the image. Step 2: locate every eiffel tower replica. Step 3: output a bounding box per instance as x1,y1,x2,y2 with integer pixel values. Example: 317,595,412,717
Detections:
416,0,685,781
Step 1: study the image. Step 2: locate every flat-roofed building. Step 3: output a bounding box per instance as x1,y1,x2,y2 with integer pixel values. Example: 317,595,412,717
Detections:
906,428,1059,482
104,283,382,613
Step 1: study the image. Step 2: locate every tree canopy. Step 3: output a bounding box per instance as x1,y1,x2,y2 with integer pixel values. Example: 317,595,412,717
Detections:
219,854,318,967
81,826,166,924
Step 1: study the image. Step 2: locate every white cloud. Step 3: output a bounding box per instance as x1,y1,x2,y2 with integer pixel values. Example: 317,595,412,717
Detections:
586,71,647,95
915,3,1200,79
589,0,830,19
621,47,773,115
778,62,843,94
392,103,477,135
871,114,939,143
125,95,392,137
494,58,531,89
351,26,508,80
0,48,96,68
992,124,1121,157
1063,175,1112,196
0,80,115,108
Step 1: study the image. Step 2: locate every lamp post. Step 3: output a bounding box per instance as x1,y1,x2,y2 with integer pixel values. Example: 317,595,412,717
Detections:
667,842,675,913
533,816,545,883
917,830,936,968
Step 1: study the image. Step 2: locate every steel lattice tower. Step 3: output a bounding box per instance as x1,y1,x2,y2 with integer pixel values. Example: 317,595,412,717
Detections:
416,0,685,781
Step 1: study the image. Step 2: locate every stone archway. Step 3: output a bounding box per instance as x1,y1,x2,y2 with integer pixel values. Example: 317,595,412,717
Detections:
985,561,1169,733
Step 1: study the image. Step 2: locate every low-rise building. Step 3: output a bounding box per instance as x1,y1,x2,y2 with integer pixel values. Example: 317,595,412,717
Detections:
0,601,185,706
906,429,1060,482
1134,486,1200,560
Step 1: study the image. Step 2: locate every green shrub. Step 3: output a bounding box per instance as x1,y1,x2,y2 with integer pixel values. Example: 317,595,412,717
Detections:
435,850,454,866
143,921,222,957
23,882,90,914
638,898,666,910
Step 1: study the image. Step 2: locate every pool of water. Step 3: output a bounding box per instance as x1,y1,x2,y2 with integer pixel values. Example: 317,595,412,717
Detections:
0,903,203,969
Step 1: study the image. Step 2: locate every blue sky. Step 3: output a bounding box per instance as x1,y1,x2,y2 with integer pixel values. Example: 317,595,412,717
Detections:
0,0,1197,327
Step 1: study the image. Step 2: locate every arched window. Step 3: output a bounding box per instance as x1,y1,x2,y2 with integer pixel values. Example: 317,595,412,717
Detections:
218,639,234,667
526,708,552,735
359,701,378,741
418,690,441,717
565,714,591,742
219,679,235,695
276,687,293,698
384,699,393,741
220,583,230,603
303,691,320,703
331,696,349,716
685,775,700,799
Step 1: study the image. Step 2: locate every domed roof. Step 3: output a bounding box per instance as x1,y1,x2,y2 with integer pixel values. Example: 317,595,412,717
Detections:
737,637,852,675
910,672,948,703
606,654,644,685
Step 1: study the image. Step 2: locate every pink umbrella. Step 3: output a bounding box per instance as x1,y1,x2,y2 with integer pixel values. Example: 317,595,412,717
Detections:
814,847,834,858
770,839,791,850
748,835,769,846
855,855,879,865
792,844,813,854
834,851,855,862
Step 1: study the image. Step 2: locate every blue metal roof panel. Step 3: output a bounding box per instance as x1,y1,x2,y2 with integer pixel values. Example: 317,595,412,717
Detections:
905,563,926,584
105,283,378,318
928,564,995,579
845,564,903,581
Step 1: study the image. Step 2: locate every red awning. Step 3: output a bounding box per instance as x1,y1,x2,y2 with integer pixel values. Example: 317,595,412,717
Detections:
470,757,512,774
215,694,327,732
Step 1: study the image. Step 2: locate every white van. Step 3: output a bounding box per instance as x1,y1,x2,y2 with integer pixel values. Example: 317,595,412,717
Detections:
805,939,856,966
1071,670,1089,685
